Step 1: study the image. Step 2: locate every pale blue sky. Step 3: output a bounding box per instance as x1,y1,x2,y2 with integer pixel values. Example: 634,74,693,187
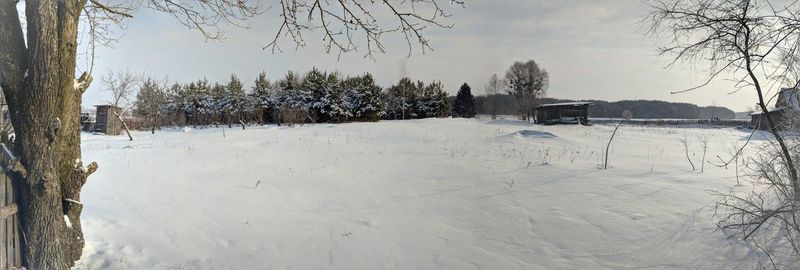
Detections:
79,0,763,111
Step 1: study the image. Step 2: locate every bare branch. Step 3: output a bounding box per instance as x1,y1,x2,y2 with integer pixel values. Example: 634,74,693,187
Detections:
264,0,464,58
88,0,133,18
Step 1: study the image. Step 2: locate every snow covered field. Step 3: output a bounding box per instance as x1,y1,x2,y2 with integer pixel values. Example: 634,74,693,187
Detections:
74,118,766,269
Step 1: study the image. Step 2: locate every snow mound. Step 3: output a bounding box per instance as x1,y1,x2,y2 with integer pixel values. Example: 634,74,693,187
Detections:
509,130,558,138
486,119,535,127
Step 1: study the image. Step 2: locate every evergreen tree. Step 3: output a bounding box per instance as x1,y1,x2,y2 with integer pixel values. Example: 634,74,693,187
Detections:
343,73,385,121
134,78,167,133
318,72,349,122
185,79,214,125
302,68,328,122
210,82,227,124
453,83,476,118
418,81,449,118
385,78,419,120
276,71,310,124
225,74,247,127
162,82,186,117
249,71,275,123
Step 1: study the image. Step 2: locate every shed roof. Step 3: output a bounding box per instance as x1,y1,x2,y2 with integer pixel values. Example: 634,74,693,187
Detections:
535,102,593,109
94,104,121,109
750,107,786,115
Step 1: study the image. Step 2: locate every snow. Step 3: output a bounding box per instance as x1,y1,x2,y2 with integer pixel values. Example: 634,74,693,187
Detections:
73,79,85,91
64,215,72,229
74,118,773,269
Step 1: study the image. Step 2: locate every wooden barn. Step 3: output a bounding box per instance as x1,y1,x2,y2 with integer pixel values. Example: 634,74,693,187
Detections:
534,102,592,125
94,105,122,135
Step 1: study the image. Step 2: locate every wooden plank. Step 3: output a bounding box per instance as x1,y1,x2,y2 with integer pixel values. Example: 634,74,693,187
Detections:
13,215,19,268
9,175,18,267
1,173,7,269
5,217,9,270
7,176,13,269
4,173,8,269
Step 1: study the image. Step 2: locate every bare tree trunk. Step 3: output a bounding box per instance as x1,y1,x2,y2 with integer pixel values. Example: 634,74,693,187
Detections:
682,140,696,171
1,1,98,268
735,153,740,186
701,143,707,173
604,120,624,169
744,48,800,199
113,110,133,141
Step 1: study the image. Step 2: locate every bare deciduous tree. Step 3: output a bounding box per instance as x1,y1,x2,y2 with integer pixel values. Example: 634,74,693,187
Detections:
102,69,137,140
0,0,463,268
698,133,710,173
646,0,800,266
103,69,137,108
504,60,549,122
484,73,504,120
680,135,696,171
603,110,632,170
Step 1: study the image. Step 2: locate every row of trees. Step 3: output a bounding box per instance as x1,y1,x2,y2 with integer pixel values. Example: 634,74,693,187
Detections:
128,58,541,131
473,96,736,119
131,69,471,131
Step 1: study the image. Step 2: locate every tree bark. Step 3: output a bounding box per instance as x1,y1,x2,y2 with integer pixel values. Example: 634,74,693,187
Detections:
1,1,96,268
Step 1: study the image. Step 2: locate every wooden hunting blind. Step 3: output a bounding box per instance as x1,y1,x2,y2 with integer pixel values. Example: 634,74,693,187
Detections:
534,102,593,125
94,105,122,135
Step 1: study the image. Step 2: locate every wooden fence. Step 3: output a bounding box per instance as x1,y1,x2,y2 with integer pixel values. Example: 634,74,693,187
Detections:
0,144,22,269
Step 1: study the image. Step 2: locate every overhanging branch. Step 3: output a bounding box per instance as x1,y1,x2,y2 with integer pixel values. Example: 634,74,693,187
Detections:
88,0,133,18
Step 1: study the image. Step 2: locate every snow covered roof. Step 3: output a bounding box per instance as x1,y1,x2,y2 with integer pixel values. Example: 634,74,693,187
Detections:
777,87,800,112
535,102,593,109
749,107,786,115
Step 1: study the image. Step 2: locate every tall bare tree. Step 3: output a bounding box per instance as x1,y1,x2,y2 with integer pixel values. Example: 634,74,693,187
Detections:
0,0,463,268
504,60,549,122
484,73,504,119
646,0,800,265
103,69,137,108
102,69,137,140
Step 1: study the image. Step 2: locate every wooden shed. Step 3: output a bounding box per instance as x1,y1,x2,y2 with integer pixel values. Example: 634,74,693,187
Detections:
750,87,800,130
94,105,122,135
534,102,592,125
750,108,787,131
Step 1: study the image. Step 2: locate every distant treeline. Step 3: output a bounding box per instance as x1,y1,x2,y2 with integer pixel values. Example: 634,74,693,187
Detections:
472,95,736,119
